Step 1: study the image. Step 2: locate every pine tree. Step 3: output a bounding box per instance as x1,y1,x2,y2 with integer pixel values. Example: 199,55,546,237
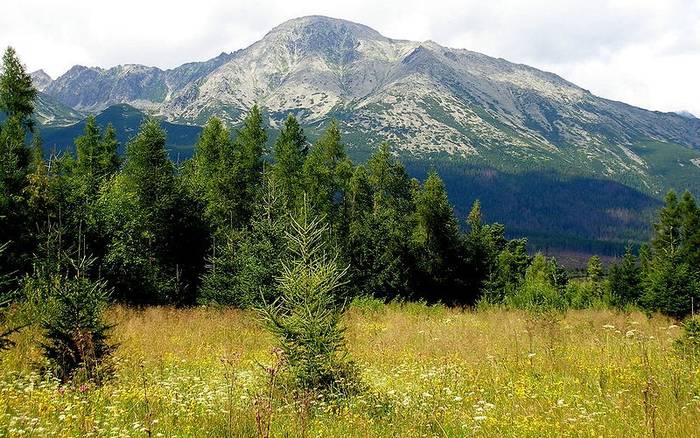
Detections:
272,114,307,208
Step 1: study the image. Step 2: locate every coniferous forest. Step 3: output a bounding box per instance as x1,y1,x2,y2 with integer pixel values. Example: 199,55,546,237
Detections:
2,47,698,316
2,45,700,437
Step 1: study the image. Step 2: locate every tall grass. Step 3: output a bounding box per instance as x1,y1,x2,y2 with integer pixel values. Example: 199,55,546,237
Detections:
1,304,699,437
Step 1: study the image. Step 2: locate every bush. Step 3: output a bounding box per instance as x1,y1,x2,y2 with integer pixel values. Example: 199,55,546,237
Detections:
564,279,610,309
675,316,700,356
261,204,360,395
506,253,567,311
349,295,386,314
39,256,115,383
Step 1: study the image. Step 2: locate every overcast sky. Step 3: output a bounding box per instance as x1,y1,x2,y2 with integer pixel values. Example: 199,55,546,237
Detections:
2,0,699,115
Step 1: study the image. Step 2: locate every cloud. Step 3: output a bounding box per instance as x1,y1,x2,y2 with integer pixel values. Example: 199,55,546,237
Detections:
1,0,699,115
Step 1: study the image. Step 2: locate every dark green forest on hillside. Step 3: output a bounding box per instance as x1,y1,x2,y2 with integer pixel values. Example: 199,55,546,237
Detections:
2,46,700,325
35,105,668,260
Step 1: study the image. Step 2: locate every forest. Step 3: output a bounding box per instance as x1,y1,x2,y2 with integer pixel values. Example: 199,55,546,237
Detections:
2,46,700,437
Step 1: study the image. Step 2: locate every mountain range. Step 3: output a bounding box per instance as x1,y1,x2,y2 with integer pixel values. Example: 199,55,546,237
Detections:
28,16,700,262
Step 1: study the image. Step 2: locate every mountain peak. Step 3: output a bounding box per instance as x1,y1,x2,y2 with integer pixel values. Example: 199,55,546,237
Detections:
30,69,53,91
266,15,387,42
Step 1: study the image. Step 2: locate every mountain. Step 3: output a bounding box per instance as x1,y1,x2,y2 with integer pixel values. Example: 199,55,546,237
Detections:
35,16,700,259
41,17,700,193
32,92,85,127
43,52,235,112
30,69,53,91
676,110,698,120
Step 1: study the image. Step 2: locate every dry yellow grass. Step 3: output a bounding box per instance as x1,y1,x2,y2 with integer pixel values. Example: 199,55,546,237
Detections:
1,303,699,437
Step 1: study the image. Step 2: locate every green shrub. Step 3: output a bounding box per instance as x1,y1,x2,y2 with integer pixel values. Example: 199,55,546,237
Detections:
349,295,386,314
506,253,567,311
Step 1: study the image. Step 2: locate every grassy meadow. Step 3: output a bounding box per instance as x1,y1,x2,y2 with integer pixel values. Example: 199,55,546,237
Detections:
1,303,699,437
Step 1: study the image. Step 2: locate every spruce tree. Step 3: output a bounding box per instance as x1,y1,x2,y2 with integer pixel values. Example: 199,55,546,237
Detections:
200,174,287,306
413,171,469,303
302,120,352,231
482,238,530,304
272,114,307,208
651,190,681,255
99,119,205,303
463,200,507,302
346,163,414,299
678,190,700,268
641,191,700,318
608,246,641,307
508,253,566,311
0,48,36,284
0,242,22,350
233,105,267,226
185,117,239,233
0,47,37,130
75,116,102,183
99,124,121,177
261,201,358,394
40,256,114,383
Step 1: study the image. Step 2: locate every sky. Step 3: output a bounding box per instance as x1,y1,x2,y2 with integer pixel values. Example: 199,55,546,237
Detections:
2,0,699,116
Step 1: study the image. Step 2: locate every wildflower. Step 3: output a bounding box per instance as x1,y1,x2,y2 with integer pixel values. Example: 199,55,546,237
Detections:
454,396,463,402
473,416,487,421
602,324,615,330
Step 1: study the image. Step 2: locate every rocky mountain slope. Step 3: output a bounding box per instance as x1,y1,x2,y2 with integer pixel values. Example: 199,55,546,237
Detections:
37,16,700,197
40,52,235,113
29,16,700,257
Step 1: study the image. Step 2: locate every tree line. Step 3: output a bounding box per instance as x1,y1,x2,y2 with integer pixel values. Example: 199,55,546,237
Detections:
1,46,699,322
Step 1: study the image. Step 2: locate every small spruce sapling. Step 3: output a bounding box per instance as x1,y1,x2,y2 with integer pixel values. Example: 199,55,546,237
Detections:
261,200,360,394
40,255,115,383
